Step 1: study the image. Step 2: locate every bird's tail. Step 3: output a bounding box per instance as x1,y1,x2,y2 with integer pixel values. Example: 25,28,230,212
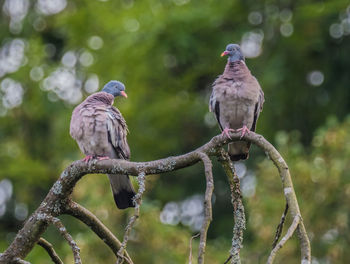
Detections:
228,142,251,161
108,174,136,209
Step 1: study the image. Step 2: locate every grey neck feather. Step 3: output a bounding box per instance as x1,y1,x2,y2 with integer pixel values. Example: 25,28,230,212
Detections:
228,53,244,63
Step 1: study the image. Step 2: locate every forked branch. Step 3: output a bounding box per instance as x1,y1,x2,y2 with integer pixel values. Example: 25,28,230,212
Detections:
46,216,81,264
116,172,146,264
272,203,289,249
188,233,200,264
63,201,133,262
37,238,63,264
267,215,301,264
0,132,310,264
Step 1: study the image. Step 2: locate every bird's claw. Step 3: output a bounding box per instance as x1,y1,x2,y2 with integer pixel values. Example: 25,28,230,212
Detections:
236,125,250,139
97,156,109,161
82,155,94,163
221,128,236,139
82,155,110,163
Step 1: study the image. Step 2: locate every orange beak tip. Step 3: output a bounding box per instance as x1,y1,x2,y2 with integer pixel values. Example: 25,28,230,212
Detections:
221,51,229,57
120,91,128,98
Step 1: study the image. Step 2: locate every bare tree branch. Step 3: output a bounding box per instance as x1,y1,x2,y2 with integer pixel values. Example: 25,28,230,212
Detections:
47,216,81,264
0,132,311,264
63,201,133,263
0,255,32,264
197,152,214,264
258,142,311,263
188,233,200,264
13,258,31,264
37,238,63,264
272,203,289,249
267,215,301,264
116,172,146,264
219,150,245,264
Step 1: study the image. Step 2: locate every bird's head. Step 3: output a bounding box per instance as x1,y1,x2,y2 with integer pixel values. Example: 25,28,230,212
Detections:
102,80,128,98
221,44,244,63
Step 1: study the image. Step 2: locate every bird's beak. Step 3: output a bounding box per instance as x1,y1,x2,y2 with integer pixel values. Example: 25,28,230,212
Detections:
120,91,128,98
221,51,229,57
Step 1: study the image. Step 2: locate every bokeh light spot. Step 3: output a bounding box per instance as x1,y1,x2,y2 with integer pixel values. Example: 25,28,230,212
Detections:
1,78,24,109
0,39,26,77
30,66,45,82
84,74,99,93
42,68,83,104
241,31,264,58
36,0,67,15
241,172,257,197
88,36,104,50
329,23,343,39
279,9,293,22
79,51,94,67
61,51,77,68
0,179,13,218
280,23,294,37
342,18,350,35
123,18,140,32
14,203,28,221
3,0,29,21
33,17,47,31
307,71,324,86
248,11,263,25
160,195,204,231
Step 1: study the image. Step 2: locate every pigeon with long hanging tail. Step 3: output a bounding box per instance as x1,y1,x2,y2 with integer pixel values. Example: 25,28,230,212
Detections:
70,80,136,209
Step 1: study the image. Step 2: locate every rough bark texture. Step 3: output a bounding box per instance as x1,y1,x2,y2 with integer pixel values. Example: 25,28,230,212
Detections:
197,153,214,264
219,150,245,264
0,132,311,264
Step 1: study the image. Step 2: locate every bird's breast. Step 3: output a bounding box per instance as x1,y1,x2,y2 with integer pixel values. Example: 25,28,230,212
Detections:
217,83,257,129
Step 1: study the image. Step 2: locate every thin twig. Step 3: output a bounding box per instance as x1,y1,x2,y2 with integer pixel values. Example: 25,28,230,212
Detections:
188,233,200,264
37,238,63,264
272,203,289,249
63,201,133,263
47,216,81,264
264,146,311,263
13,258,31,264
197,152,214,264
116,172,146,264
267,215,301,264
223,255,233,264
219,150,245,264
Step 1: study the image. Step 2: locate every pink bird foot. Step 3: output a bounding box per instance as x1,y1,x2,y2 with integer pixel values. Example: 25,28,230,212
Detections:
221,127,236,139
236,125,250,139
82,155,94,163
97,156,109,161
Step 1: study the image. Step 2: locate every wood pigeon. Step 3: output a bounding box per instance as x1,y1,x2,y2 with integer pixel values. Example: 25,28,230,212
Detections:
209,44,264,161
70,80,136,209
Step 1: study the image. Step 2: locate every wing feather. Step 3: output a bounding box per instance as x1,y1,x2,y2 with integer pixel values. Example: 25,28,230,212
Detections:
251,87,264,131
106,107,130,160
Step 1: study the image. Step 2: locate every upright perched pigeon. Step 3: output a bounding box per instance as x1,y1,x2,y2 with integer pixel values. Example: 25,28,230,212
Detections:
209,44,264,161
70,81,136,209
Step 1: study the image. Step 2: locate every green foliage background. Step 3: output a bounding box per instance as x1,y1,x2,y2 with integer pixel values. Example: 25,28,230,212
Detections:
0,0,350,263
